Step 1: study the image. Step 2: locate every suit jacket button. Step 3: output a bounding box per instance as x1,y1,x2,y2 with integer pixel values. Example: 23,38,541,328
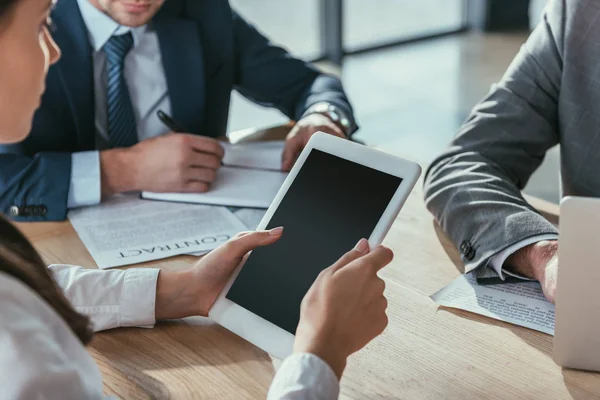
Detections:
9,206,19,216
460,240,476,261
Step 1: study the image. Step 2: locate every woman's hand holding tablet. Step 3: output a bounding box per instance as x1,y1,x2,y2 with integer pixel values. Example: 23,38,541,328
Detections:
293,239,393,379
184,231,394,380
210,132,422,360
155,228,284,320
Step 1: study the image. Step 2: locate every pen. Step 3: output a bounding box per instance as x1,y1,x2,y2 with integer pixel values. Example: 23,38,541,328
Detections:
157,109,228,166
157,109,185,133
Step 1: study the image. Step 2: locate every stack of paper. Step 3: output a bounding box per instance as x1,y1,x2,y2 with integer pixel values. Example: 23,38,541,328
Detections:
230,208,268,230
187,208,267,257
68,195,247,269
70,143,282,268
431,273,555,335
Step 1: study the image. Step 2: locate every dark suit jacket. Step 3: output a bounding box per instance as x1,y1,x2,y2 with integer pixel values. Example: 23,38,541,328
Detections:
0,0,356,221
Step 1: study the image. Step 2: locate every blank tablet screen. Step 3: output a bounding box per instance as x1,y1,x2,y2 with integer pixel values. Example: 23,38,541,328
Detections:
226,149,402,334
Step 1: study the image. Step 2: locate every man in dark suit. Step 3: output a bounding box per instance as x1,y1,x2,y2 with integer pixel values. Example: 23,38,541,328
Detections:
1,0,357,221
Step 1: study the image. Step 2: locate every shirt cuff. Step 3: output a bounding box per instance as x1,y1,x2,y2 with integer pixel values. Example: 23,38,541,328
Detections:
119,268,159,328
268,353,340,400
67,151,101,209
489,234,560,280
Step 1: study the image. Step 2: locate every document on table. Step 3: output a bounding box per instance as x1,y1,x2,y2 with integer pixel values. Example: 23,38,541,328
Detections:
222,141,284,171
230,208,268,230
142,167,287,208
68,195,247,269
187,208,267,256
431,273,555,335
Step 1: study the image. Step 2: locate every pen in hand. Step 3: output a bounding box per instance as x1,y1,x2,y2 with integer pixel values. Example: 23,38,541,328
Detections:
157,109,185,133
157,109,226,167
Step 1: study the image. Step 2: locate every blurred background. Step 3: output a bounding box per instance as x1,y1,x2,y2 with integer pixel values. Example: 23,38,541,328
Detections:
227,0,557,203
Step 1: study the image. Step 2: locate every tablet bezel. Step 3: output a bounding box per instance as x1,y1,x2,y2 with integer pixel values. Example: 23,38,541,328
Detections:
209,132,421,359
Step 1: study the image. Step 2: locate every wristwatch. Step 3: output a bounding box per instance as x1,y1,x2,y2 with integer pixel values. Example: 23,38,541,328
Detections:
302,102,355,137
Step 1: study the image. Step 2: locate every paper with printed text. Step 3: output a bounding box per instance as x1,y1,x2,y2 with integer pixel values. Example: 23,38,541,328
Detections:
431,273,555,335
68,195,246,269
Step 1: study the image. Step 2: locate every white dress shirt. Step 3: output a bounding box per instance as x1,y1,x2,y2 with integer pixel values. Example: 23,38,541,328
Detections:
0,265,339,399
68,0,172,209
489,234,559,279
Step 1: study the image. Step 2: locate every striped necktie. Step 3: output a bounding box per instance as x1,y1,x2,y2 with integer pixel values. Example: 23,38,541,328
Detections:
104,32,137,148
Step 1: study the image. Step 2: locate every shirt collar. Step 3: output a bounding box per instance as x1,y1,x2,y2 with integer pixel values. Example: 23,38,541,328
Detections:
77,0,148,52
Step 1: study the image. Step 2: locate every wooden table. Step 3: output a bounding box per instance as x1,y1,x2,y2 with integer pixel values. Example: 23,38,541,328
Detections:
16,132,600,399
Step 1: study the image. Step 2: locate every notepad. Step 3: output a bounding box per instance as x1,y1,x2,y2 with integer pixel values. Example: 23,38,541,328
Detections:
221,141,284,171
142,167,288,208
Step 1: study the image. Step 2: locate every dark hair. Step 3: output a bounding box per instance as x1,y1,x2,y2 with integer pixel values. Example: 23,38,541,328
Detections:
0,0,17,20
0,215,94,344
0,0,91,344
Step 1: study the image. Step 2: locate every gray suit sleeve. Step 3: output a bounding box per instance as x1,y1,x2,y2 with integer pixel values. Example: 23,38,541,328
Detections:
424,0,566,273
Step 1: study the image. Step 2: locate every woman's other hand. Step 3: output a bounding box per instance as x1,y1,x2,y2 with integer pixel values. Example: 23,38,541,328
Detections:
293,239,393,379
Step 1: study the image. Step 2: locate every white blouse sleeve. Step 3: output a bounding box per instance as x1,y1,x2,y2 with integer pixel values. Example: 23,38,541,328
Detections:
268,353,340,399
0,273,107,399
49,264,160,332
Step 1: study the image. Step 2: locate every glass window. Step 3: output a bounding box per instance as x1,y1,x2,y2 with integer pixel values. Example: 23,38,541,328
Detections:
229,0,323,60
343,0,466,52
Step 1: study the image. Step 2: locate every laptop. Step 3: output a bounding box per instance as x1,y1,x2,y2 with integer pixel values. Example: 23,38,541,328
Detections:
553,196,600,371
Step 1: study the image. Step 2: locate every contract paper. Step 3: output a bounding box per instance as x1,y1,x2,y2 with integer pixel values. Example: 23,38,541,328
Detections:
231,208,268,230
68,195,247,269
222,141,285,171
431,273,555,335
187,209,267,256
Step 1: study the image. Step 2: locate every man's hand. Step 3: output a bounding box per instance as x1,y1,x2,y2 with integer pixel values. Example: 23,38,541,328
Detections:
100,133,225,197
282,113,346,172
155,228,284,320
505,240,559,303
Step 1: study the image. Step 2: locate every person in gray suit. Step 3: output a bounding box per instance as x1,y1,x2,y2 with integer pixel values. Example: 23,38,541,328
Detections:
424,0,595,303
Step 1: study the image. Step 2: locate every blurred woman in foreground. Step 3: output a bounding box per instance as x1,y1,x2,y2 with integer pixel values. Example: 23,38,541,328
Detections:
0,1,392,398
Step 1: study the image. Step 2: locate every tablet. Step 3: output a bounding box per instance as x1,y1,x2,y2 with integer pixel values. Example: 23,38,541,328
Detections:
209,132,421,359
